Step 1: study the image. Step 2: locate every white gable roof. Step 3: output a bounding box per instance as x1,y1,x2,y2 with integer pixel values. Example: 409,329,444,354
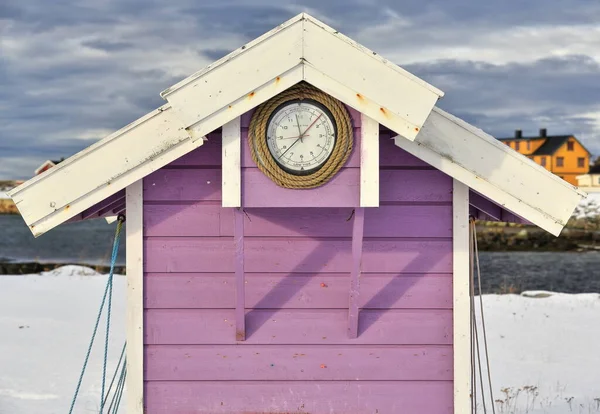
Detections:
8,12,585,237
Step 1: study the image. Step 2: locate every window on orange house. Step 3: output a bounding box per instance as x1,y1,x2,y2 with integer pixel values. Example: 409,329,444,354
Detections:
541,157,547,166
567,141,574,151
515,141,520,151
527,141,530,151
578,158,585,168
556,157,564,167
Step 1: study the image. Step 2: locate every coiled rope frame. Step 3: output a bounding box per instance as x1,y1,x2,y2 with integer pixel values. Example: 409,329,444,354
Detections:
248,82,354,189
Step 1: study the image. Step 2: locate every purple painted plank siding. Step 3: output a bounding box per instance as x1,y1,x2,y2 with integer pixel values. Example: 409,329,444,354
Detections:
144,273,453,309
142,107,454,412
144,238,452,273
144,204,451,238
145,381,453,414
143,168,451,203
144,309,452,345
145,345,452,380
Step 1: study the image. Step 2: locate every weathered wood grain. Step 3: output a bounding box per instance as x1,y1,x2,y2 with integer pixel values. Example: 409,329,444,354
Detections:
144,308,452,345
143,273,453,309
143,238,452,273
144,205,452,238
144,380,453,414
145,344,453,381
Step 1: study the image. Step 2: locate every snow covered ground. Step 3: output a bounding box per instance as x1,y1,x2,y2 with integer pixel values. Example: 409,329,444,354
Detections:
1,266,599,414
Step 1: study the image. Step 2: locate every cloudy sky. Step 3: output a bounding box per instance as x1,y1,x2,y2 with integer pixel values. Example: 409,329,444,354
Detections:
1,0,600,179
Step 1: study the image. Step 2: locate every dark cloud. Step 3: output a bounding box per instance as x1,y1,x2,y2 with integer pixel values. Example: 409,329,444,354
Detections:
1,0,599,179
404,55,600,149
82,40,134,52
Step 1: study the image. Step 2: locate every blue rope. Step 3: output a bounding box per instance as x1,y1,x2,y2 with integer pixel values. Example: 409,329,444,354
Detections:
68,217,124,414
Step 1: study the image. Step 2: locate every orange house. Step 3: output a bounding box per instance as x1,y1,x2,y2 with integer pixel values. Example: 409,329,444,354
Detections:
498,129,591,186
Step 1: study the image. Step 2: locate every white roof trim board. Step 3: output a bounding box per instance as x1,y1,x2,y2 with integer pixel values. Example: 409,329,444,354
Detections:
8,12,585,237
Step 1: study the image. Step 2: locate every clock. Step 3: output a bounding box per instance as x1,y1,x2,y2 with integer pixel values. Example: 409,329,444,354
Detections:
248,82,353,189
265,99,336,176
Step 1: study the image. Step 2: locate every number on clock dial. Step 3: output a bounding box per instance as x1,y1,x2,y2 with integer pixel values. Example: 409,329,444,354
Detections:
266,101,336,174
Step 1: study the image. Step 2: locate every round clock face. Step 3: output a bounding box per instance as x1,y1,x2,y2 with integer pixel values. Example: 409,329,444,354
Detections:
266,99,337,175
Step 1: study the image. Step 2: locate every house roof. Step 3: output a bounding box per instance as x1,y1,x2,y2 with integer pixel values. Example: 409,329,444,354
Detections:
498,134,592,156
8,12,586,238
532,136,571,156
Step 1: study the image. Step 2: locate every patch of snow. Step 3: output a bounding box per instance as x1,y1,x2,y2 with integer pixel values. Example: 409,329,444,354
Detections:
475,293,600,413
1,266,599,413
0,266,126,413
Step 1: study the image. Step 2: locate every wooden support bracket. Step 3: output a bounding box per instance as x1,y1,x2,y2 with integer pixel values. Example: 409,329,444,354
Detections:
348,207,365,338
234,207,246,341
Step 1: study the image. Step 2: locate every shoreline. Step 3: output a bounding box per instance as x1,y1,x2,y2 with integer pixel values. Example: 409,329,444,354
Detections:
0,262,126,275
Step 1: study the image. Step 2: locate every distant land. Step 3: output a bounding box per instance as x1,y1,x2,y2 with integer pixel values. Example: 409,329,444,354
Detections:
0,180,21,214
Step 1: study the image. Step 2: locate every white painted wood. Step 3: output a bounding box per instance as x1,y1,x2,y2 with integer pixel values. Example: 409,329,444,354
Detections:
222,117,241,207
161,13,441,140
186,65,304,138
162,16,304,127
452,179,472,414
303,17,442,140
360,113,379,207
125,180,144,414
8,105,205,237
393,107,586,236
303,65,420,143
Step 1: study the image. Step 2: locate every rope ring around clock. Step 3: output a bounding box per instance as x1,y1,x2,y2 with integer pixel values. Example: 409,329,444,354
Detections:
248,82,354,189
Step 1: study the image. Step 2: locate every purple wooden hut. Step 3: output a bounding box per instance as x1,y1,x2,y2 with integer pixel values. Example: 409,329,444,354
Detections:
9,13,585,414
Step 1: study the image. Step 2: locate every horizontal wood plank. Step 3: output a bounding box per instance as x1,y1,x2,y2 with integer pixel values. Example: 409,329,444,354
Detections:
144,309,452,345
144,205,451,238
144,204,222,237
144,381,453,414
242,167,360,207
144,273,453,309
143,170,221,201
145,344,452,381
142,169,450,203
143,238,452,273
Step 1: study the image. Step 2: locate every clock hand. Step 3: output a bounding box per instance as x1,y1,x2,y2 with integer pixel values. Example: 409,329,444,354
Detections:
278,136,302,159
301,113,323,136
295,113,303,143
280,134,310,140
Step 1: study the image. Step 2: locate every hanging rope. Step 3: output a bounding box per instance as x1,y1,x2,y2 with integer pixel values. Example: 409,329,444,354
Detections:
68,215,126,414
248,81,354,189
470,217,497,414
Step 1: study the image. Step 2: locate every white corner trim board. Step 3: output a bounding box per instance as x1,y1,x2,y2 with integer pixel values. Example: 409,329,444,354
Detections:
222,117,242,207
125,180,144,414
393,107,586,236
360,113,379,207
453,179,472,413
